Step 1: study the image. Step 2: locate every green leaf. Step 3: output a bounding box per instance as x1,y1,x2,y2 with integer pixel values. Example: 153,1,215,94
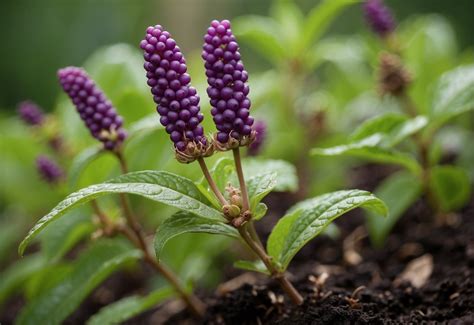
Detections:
366,171,422,247
243,159,298,192
204,157,235,192
311,135,422,175
154,211,239,260
234,260,270,275
429,165,471,212
232,16,286,63
268,190,387,271
0,220,23,264
300,0,360,50
350,114,408,141
127,114,162,138
247,172,277,210
17,240,142,325
389,116,428,146
195,183,221,210
429,65,474,126
399,15,457,113
0,254,45,306
197,157,235,209
19,171,223,256
253,203,268,221
198,158,298,213
39,209,94,262
24,263,73,301
350,113,428,146
68,146,103,189
270,1,303,52
86,287,175,325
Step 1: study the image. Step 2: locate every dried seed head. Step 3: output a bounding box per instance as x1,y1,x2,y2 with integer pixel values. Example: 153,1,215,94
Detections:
202,19,255,149
18,101,44,126
57,67,127,151
363,0,396,37
378,52,411,96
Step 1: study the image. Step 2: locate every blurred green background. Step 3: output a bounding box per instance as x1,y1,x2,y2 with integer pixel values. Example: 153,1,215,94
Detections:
1,0,473,111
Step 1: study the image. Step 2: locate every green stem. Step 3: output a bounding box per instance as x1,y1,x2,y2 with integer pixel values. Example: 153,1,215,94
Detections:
232,148,250,212
247,221,265,250
238,225,303,305
197,157,228,206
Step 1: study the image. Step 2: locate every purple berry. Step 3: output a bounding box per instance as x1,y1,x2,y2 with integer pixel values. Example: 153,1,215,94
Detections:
17,101,44,126
202,19,254,144
141,25,207,151
363,0,395,37
248,120,267,156
57,67,127,151
36,155,64,184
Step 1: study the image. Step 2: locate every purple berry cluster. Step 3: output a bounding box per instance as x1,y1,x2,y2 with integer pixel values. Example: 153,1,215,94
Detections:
202,20,254,145
248,120,267,156
363,0,395,37
18,101,44,126
141,25,206,152
58,67,127,151
36,155,63,184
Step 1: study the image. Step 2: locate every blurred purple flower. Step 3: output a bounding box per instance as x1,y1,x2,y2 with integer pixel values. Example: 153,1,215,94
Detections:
364,0,395,37
248,120,266,156
17,101,44,126
36,155,64,184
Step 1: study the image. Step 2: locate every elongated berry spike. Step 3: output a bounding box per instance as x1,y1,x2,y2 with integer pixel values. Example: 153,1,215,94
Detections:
36,155,63,184
248,120,267,156
18,101,44,126
141,25,211,162
202,19,254,150
363,0,395,37
58,67,127,151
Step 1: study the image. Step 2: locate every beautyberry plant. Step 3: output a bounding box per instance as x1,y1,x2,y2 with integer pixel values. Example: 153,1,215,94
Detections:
18,18,387,320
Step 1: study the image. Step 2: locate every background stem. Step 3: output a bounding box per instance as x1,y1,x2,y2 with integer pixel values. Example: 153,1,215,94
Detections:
398,93,441,216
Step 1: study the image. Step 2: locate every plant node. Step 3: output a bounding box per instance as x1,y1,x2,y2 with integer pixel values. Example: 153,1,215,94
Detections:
175,140,215,163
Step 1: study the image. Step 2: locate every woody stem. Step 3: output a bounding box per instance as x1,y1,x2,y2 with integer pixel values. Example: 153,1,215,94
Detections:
238,225,304,305
113,150,205,317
